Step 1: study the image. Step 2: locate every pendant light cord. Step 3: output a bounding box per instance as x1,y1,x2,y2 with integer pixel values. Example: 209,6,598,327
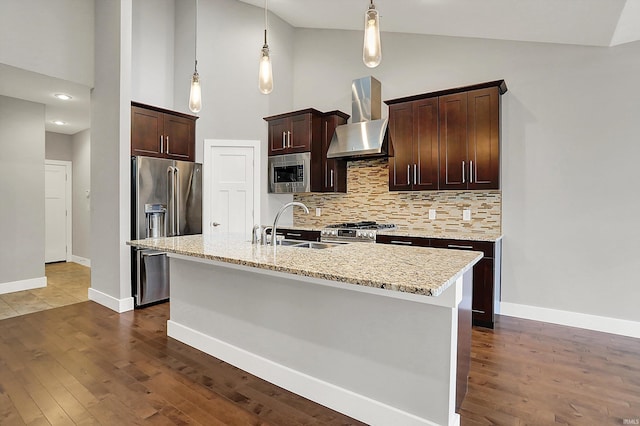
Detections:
194,0,199,73
264,0,268,46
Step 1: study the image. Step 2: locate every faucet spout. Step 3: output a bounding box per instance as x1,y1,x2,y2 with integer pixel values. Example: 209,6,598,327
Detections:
272,202,310,249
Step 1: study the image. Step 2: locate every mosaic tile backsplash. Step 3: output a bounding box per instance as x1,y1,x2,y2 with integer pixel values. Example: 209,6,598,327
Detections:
293,159,501,235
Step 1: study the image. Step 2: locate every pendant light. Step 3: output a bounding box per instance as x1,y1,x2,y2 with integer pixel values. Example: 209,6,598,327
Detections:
189,0,202,113
363,0,382,68
258,0,273,94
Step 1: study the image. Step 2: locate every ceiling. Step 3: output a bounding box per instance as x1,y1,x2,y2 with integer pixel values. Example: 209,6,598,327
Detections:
239,0,640,47
0,64,91,135
3,0,639,136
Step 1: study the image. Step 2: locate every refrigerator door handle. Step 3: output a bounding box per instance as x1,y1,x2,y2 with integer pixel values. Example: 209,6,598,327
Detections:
174,167,180,236
167,166,175,236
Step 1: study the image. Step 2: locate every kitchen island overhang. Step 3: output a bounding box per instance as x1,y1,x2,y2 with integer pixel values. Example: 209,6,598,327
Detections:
128,235,482,426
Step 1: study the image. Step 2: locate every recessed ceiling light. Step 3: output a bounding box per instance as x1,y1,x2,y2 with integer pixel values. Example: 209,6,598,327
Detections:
52,120,67,125
54,93,72,100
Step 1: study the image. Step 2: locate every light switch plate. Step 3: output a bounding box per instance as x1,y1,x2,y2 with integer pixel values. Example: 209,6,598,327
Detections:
315,208,321,217
428,209,436,220
463,209,471,221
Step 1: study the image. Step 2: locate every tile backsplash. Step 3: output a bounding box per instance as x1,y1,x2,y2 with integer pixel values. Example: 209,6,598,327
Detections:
293,159,501,234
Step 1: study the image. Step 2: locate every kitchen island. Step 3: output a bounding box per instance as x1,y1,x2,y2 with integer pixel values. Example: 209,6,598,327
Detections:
128,234,482,426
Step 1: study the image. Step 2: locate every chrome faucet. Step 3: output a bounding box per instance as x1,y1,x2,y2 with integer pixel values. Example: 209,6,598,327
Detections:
272,202,309,249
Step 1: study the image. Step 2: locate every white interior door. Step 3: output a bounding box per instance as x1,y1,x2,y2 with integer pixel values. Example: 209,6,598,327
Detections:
203,140,261,241
45,161,72,263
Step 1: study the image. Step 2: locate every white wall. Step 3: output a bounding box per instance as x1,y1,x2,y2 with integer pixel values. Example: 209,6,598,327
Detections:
0,0,94,87
131,0,175,107
173,0,295,223
90,0,133,311
0,95,45,286
292,29,640,324
72,129,91,261
45,131,73,161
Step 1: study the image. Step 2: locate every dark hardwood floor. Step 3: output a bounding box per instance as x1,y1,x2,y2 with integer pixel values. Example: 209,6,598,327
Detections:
1,301,639,425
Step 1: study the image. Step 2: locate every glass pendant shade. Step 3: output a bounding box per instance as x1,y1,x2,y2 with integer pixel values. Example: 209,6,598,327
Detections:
363,3,381,68
189,71,202,113
259,46,273,94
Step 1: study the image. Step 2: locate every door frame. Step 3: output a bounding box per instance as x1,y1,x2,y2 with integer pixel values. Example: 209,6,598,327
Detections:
45,159,73,262
202,139,261,234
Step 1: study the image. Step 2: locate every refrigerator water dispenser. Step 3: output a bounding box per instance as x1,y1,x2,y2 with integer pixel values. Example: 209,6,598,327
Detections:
145,203,166,238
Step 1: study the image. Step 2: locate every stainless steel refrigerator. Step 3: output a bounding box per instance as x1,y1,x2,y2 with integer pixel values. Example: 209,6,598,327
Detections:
131,156,202,307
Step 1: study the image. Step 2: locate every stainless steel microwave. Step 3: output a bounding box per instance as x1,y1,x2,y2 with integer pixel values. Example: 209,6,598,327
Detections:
268,152,311,193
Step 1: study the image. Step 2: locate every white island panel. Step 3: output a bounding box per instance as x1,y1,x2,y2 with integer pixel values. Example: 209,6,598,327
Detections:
167,255,465,426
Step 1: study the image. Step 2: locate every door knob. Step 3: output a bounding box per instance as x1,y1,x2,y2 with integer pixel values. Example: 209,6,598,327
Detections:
211,222,221,227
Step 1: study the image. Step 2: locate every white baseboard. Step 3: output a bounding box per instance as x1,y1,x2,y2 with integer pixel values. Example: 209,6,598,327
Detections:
167,320,448,426
88,288,134,313
0,276,47,295
71,255,91,268
500,302,640,339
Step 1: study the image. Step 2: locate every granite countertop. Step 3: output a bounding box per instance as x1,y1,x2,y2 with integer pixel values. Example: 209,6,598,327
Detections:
128,234,482,297
273,225,502,243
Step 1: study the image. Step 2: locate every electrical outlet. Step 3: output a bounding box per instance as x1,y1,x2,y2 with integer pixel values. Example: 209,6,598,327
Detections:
463,209,471,221
428,209,436,220
315,208,321,217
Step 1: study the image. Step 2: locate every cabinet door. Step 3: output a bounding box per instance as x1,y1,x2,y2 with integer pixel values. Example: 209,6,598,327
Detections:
268,118,289,155
290,114,313,152
413,98,439,190
322,114,347,192
472,257,495,328
388,102,414,191
468,87,500,190
164,114,195,161
131,106,163,157
439,93,468,190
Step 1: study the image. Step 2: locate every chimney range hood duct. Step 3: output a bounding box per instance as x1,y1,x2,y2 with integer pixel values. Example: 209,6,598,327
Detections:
326,76,389,159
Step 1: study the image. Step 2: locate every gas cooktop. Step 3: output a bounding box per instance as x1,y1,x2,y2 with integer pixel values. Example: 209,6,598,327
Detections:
321,221,397,243
324,221,397,230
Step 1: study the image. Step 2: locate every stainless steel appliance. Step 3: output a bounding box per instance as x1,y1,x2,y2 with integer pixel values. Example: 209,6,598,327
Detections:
326,76,389,159
320,221,396,243
268,152,311,193
131,156,202,307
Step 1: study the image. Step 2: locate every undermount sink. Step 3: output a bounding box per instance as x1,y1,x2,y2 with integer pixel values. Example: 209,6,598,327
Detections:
277,239,345,249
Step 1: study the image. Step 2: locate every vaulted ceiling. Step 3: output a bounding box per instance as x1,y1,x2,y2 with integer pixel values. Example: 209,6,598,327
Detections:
239,0,640,47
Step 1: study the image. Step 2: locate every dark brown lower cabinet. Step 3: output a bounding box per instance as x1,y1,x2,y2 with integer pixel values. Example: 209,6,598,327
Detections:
376,234,501,329
266,228,321,242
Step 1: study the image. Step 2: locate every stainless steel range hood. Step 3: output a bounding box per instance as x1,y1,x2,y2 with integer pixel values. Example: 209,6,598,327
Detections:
326,76,389,159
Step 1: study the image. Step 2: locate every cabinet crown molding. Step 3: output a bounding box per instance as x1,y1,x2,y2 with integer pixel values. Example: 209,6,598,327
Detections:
385,79,507,106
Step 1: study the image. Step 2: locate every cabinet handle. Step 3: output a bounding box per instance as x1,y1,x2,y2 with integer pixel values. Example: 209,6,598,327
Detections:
330,169,334,187
447,244,474,250
160,135,164,153
407,165,410,185
282,132,286,148
470,160,473,183
413,164,417,185
211,222,221,227
287,131,291,148
390,240,413,245
472,309,486,314
166,136,170,154
287,232,302,237
462,160,465,183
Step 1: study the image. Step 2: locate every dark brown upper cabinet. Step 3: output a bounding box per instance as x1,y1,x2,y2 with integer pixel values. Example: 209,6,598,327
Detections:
388,97,439,191
265,109,323,156
440,87,501,190
131,102,197,162
313,111,349,192
264,109,349,193
386,80,506,191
